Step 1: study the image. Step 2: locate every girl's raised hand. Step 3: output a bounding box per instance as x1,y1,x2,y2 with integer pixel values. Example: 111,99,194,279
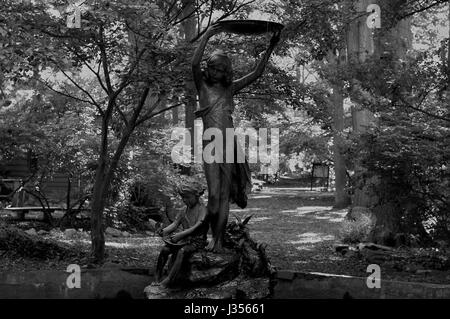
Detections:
270,29,281,46
205,23,223,37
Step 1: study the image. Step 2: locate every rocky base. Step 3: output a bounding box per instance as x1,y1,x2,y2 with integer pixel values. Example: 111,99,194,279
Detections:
186,250,240,285
145,215,275,299
145,276,272,299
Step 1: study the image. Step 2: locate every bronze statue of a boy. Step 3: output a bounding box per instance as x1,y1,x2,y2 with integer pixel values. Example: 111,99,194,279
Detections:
154,183,208,287
192,23,280,252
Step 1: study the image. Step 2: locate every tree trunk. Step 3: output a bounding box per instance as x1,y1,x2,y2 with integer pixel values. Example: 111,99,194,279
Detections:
346,0,413,244
347,0,385,235
90,156,107,263
181,0,197,159
172,106,179,125
90,115,110,263
331,83,350,208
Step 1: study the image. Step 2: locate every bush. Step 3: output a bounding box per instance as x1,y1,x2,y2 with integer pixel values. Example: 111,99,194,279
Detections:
103,127,208,231
104,156,207,231
346,118,450,243
339,213,375,244
107,204,162,231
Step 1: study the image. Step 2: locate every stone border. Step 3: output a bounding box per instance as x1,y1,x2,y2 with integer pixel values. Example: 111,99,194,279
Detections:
0,268,153,299
273,270,450,299
2,268,450,299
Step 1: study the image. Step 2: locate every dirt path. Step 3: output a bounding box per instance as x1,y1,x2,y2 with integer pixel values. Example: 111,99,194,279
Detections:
238,187,450,284
232,187,354,274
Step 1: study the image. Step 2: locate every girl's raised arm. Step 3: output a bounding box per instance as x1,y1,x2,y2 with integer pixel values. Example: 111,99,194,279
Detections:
192,24,223,92
232,30,281,94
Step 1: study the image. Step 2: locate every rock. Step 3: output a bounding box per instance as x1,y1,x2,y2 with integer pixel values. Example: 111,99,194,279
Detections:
357,242,393,251
186,251,240,285
145,230,154,236
122,231,131,237
64,228,77,238
37,230,48,236
185,277,271,299
144,283,171,299
145,214,273,299
25,228,37,236
105,227,122,237
50,229,61,236
145,277,271,299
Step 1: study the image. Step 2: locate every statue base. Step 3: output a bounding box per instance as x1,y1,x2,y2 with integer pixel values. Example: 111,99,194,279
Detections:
145,275,271,299
145,216,275,299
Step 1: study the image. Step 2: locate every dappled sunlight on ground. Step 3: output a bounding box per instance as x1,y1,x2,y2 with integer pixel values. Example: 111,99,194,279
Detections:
58,236,162,249
294,206,333,216
248,217,273,223
59,239,91,245
105,239,161,249
280,210,297,214
296,206,333,213
0,186,345,273
232,187,345,273
310,209,347,222
229,207,263,213
288,232,336,245
250,195,273,199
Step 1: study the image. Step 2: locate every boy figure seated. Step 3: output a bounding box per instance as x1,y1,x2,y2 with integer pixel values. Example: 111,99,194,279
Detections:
154,182,208,287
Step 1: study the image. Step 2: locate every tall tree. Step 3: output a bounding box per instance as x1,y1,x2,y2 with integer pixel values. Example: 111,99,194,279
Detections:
181,0,197,158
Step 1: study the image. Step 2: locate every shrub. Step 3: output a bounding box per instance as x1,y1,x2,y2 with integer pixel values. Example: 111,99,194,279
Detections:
339,213,375,244
346,118,450,244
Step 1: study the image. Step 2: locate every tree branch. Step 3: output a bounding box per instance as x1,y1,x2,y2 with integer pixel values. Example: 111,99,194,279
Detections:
136,102,184,127
110,48,147,102
135,95,162,126
113,101,129,127
190,0,257,43
98,25,114,95
59,68,102,108
398,96,450,122
68,46,109,95
400,0,448,19
172,0,209,26
38,78,105,116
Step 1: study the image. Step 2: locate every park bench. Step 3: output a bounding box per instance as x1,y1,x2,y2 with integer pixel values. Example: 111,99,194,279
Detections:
3,206,91,222
3,206,61,221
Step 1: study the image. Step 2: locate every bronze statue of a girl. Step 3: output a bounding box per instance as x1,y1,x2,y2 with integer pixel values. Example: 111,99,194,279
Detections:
192,23,281,252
